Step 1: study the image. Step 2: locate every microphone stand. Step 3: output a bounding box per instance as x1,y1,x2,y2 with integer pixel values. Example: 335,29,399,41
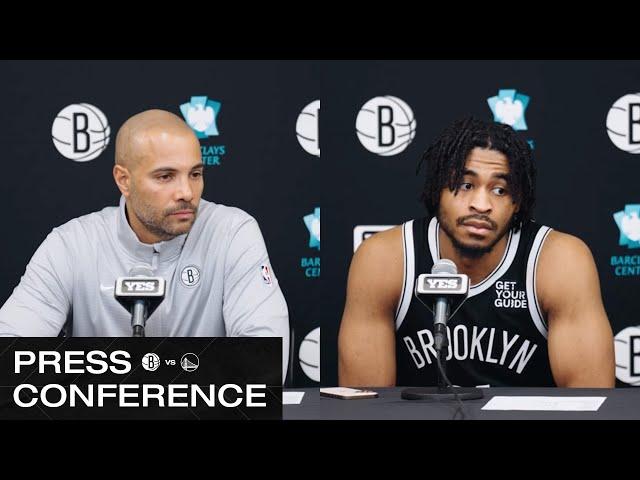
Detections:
401,319,484,401
131,300,148,337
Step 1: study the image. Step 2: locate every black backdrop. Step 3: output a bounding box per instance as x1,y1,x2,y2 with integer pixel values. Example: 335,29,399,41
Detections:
1,60,639,388
321,60,640,387
0,60,321,387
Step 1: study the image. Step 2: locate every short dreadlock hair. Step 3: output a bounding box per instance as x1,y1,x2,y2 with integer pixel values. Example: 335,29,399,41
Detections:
417,116,536,232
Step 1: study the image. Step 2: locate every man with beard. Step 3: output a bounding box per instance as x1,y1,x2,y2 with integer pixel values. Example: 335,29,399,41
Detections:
338,117,614,387
0,109,289,377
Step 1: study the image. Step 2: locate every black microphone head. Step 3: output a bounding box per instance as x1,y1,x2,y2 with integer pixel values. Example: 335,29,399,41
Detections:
432,258,457,275
128,265,154,277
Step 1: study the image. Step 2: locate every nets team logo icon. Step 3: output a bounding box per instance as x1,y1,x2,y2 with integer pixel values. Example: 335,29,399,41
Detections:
180,96,221,139
356,96,416,156
180,265,201,287
51,103,110,162
487,89,530,131
141,353,160,372
613,205,640,249
296,99,320,157
606,93,640,153
299,327,320,382
615,327,640,386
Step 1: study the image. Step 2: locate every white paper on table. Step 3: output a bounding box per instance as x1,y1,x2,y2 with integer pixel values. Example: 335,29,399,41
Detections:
283,391,305,405
482,396,606,411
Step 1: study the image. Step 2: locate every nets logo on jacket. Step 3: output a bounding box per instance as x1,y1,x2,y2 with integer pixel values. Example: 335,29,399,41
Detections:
180,265,201,287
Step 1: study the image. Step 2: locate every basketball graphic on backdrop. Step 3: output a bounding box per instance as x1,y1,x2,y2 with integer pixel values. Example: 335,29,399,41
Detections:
296,99,320,157
51,103,110,162
299,327,320,382
614,326,640,385
356,95,416,156
141,353,160,372
606,93,640,154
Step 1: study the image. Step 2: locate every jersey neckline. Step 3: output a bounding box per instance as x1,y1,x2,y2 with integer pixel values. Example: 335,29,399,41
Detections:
427,216,521,298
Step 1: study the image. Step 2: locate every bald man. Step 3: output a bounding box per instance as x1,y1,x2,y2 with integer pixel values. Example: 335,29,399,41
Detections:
0,110,290,378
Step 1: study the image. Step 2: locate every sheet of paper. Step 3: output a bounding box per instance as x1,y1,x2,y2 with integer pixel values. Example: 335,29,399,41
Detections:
482,396,606,411
283,391,305,405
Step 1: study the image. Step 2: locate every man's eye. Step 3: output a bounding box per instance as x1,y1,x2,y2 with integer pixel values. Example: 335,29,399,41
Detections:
459,183,472,191
493,187,507,196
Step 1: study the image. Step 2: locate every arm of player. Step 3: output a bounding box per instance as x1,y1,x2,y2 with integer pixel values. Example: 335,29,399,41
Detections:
338,228,403,387
537,231,615,387
0,229,73,336
222,215,290,382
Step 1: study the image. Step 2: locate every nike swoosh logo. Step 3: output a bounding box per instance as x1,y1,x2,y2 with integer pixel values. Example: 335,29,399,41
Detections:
100,285,114,291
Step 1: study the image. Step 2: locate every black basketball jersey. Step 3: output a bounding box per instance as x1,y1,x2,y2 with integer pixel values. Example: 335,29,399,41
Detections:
395,216,556,387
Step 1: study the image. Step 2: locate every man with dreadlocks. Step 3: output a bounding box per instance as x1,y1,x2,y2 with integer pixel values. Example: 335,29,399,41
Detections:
338,117,614,388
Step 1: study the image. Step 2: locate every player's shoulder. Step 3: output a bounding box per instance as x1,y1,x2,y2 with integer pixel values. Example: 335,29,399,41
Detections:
353,224,404,263
538,229,593,266
192,199,260,241
536,229,597,300
349,224,407,286
197,199,257,232
347,224,408,309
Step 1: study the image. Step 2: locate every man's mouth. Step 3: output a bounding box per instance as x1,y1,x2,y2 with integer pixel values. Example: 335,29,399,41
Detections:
460,219,494,235
170,210,195,217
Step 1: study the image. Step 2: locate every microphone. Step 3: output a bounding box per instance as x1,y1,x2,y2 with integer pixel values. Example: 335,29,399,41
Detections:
114,265,166,337
414,259,469,351
402,259,482,403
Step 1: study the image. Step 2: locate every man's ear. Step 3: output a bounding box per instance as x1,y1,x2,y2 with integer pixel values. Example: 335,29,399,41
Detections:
113,164,131,197
513,198,521,214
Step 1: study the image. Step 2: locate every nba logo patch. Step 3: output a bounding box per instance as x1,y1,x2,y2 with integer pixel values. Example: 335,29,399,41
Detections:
261,265,273,286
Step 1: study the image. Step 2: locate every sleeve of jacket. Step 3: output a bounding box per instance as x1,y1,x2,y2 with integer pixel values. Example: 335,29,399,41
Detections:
222,214,290,383
0,228,73,336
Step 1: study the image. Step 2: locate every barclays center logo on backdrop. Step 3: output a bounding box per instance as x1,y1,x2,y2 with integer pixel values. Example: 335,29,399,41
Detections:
296,100,320,157
180,96,227,166
611,204,640,277
356,96,416,156
300,207,320,278
487,89,534,150
51,103,110,162
606,93,640,154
